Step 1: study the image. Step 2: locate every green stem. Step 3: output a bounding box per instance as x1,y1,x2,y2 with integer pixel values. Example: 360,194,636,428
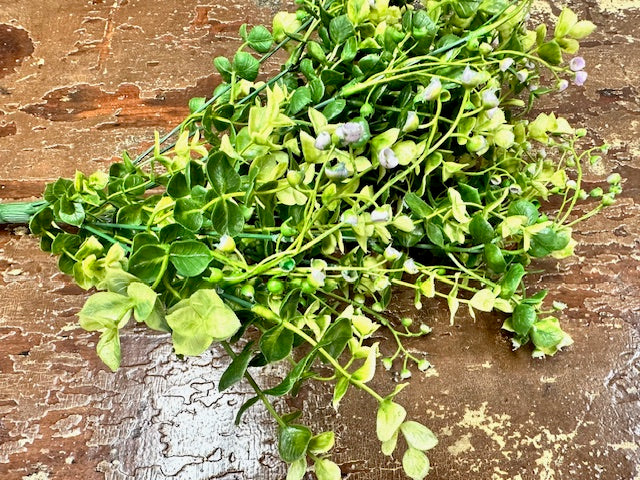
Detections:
0,200,46,224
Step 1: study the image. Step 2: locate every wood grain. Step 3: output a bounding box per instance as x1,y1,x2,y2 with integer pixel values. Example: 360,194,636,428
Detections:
0,1,639,479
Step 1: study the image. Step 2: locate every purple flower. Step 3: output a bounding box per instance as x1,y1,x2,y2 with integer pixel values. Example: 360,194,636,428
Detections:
574,70,588,87
314,131,331,150
378,147,399,169
335,122,364,145
557,79,569,92
569,57,586,72
325,162,349,181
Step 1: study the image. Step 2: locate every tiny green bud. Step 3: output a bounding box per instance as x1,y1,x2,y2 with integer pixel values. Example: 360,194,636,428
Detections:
301,279,317,294
589,187,603,198
609,184,622,195
419,324,432,334
400,368,412,379
286,170,303,187
607,173,621,185
217,234,236,253
382,358,393,370
267,278,285,295
576,128,587,138
354,293,365,304
208,268,224,284
417,359,431,371
601,193,616,206
240,284,255,300
360,103,375,117
479,42,493,56
401,317,413,327
467,135,487,153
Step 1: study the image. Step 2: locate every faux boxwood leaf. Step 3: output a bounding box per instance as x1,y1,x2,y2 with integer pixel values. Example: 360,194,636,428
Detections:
174,198,204,232
128,245,168,284
233,51,260,81
511,303,537,336
211,200,244,236
400,421,438,451
247,25,273,53
278,424,312,462
329,15,354,44
219,342,254,391
260,325,294,362
166,289,241,356
402,447,430,480
289,86,312,115
169,240,213,277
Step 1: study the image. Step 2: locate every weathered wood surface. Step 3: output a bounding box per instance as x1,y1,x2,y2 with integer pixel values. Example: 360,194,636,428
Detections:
0,1,638,479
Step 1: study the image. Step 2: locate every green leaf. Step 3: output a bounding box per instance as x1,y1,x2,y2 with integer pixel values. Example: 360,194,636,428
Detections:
211,200,245,236
127,282,157,322
469,214,494,244
341,35,358,62
499,263,526,299
247,25,273,53
286,458,307,480
260,325,294,362
329,15,355,44
234,396,259,425
507,199,539,226
308,431,335,454
322,99,346,121
96,328,121,372
278,424,312,462
263,353,313,396
531,317,571,354
116,204,143,225
78,292,133,331
511,303,537,336
484,243,506,273
402,447,430,480
167,172,190,198
314,459,342,480
58,198,85,226
448,188,469,223
219,342,254,391
404,192,432,218
426,222,444,248
309,78,325,103
143,300,170,332
169,240,213,277
128,245,168,284
289,87,312,115
174,198,204,232
29,207,54,235
233,51,260,81
167,289,241,356
352,342,378,382
376,400,407,442
538,41,563,65
400,421,438,451
207,152,241,195
213,56,232,82
318,317,352,359
469,288,496,312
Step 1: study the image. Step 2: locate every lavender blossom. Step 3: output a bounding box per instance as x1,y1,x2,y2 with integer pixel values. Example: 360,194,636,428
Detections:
574,70,588,87
314,131,331,150
335,122,364,145
557,79,569,92
378,147,398,169
569,56,586,72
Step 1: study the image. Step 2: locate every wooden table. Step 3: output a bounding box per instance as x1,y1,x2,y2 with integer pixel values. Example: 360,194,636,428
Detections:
1,1,639,479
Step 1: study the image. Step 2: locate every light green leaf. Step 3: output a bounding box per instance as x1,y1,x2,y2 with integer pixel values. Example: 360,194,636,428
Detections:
96,328,121,372
469,288,496,312
381,430,398,456
286,458,307,480
78,292,133,331
315,459,342,480
376,400,407,442
402,447,431,480
332,375,349,409
308,431,335,454
352,342,378,383
233,51,260,81
448,188,469,223
169,240,213,277
278,424,312,462
400,421,438,451
247,25,273,53
166,289,241,356
127,282,157,322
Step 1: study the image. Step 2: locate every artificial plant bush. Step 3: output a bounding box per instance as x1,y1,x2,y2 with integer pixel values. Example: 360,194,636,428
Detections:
0,0,622,478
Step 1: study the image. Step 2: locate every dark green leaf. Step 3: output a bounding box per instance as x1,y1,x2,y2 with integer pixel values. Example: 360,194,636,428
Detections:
538,41,563,65
234,396,259,425
341,36,358,62
469,214,494,244
499,263,526,299
507,200,539,226
426,222,445,248
132,232,159,252
233,51,260,81
260,325,294,362
214,56,232,82
404,192,433,218
167,173,190,198
309,78,325,103
278,424,313,463
329,15,355,44
320,69,344,87
511,303,537,336
219,342,254,391
51,233,81,255
206,151,241,195
318,317,351,359
29,207,54,235
484,243,506,273
128,245,168,284
58,198,85,226
263,353,312,396
174,198,204,232
188,97,206,114
211,200,244,236
289,86,312,115
322,98,346,120
169,240,213,277
247,25,273,53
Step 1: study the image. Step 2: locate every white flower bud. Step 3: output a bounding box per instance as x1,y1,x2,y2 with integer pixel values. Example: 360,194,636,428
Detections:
314,131,331,150
378,147,399,169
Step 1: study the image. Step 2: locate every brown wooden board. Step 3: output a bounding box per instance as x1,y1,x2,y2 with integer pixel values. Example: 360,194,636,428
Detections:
0,1,639,479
